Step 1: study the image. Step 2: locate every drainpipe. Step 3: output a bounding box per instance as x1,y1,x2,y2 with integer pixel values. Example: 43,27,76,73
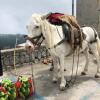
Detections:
98,0,100,35
72,0,74,16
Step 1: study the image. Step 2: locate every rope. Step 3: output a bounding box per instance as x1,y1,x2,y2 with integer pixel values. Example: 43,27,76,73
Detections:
29,53,36,100
8,38,36,100
66,50,75,87
72,47,80,84
66,47,80,88
54,23,81,88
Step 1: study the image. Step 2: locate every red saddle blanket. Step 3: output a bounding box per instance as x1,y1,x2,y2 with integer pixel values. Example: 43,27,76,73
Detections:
47,13,64,25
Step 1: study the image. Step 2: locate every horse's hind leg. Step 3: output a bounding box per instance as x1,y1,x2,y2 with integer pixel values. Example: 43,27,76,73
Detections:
81,48,89,75
95,54,100,78
90,43,100,78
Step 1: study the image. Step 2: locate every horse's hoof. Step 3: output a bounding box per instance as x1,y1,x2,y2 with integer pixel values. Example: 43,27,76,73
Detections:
60,85,66,91
52,78,57,83
42,59,48,64
60,81,66,91
93,58,97,64
60,87,65,91
95,74,100,78
53,81,57,84
64,69,66,71
81,72,87,75
49,67,54,71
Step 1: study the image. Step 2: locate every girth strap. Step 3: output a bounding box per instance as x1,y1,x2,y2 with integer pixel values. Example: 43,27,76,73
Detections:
48,39,65,49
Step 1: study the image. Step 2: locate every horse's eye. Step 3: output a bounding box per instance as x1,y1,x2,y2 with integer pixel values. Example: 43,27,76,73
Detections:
35,26,39,28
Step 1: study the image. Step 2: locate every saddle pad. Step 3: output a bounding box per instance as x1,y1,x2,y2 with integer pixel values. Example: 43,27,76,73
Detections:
47,13,64,25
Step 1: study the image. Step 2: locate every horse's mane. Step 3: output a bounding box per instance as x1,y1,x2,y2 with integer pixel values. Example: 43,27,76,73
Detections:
41,20,54,48
32,13,42,18
41,19,64,48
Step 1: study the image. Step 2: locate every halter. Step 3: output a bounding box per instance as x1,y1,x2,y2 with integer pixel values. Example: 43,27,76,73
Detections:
25,33,45,47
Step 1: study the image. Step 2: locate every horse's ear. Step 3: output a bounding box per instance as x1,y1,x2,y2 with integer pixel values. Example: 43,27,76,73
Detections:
41,12,51,20
41,15,46,20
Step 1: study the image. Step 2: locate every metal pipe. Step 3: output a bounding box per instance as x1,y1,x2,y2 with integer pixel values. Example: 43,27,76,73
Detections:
98,0,100,33
72,0,74,16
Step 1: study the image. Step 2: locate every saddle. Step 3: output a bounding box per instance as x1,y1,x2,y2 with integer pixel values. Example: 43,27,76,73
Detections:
46,12,83,49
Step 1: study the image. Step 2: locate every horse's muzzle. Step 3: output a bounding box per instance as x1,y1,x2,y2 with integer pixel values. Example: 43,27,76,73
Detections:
25,40,35,54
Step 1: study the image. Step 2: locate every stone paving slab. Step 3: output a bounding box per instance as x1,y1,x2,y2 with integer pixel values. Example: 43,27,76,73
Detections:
1,54,100,100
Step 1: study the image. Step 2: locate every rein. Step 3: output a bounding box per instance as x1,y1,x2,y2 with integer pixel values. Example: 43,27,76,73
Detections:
66,47,80,88
48,25,66,49
64,26,81,87
66,27,98,87
48,26,66,49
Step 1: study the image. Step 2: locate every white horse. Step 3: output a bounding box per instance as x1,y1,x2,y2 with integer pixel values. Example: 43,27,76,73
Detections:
25,14,100,90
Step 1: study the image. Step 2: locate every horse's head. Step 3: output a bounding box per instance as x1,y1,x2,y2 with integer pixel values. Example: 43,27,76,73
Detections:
25,14,44,53
26,14,42,38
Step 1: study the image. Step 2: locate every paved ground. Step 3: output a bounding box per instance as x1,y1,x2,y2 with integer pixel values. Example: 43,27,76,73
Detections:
1,53,100,100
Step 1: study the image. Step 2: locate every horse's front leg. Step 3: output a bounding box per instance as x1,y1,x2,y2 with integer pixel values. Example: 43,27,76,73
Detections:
59,55,66,91
52,57,59,83
49,60,54,71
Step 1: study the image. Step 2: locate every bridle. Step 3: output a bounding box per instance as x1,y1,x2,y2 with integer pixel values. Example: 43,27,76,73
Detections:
25,33,45,47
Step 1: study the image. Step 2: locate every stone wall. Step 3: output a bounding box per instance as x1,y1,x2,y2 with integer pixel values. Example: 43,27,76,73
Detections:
1,46,50,71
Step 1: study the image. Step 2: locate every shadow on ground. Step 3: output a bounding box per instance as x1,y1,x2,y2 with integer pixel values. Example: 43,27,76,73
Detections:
33,68,100,98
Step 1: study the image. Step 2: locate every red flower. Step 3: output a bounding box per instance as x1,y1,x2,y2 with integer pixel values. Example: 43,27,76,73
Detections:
15,80,21,88
0,86,6,93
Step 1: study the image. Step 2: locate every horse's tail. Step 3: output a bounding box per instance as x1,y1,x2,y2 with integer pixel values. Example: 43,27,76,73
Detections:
92,27,100,56
96,37,100,56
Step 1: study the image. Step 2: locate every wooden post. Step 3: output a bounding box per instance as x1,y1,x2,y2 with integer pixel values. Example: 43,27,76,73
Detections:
13,38,17,75
0,48,3,76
